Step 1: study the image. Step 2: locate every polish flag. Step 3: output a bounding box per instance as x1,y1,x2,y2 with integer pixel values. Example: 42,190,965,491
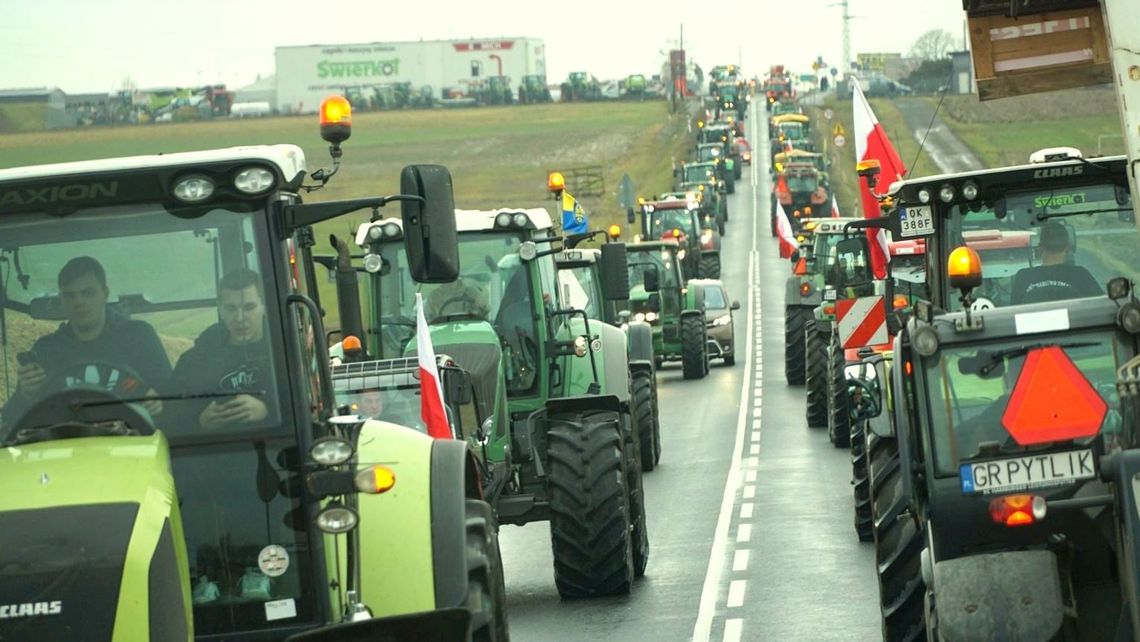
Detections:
831,195,841,218
775,201,799,258
853,83,906,279
415,293,452,439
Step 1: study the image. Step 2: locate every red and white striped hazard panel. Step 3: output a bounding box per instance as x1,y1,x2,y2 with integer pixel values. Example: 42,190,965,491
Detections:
837,296,888,349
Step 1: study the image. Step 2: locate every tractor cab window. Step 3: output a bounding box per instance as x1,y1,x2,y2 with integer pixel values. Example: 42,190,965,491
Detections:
943,182,1140,310
648,208,696,238
684,165,716,184
0,200,314,636
786,174,817,192
922,331,1126,476
814,234,844,279
557,263,601,320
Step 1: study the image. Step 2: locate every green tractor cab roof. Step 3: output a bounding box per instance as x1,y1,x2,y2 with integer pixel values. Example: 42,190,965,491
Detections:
886,154,1127,206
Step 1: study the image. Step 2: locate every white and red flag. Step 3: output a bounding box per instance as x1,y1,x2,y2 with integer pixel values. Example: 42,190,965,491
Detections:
831,194,841,218
775,201,799,259
853,83,907,279
415,293,452,439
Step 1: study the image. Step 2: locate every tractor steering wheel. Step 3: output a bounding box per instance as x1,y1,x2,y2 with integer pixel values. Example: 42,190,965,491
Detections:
847,376,881,420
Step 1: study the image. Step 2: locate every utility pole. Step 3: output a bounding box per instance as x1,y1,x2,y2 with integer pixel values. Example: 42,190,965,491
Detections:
841,0,851,79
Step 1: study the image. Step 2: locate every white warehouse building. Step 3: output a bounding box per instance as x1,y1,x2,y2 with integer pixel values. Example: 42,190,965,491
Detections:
275,37,547,113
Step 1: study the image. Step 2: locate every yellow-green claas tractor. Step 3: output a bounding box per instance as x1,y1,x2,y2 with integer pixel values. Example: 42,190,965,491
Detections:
0,98,504,640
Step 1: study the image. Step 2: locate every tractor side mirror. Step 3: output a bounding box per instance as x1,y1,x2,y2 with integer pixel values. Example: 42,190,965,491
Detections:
731,301,741,311
400,164,459,283
643,266,661,292
599,243,630,301
441,366,473,405
789,248,801,263
866,357,893,438
627,207,636,224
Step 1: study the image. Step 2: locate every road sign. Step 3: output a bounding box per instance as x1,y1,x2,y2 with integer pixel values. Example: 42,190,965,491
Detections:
617,174,635,209
823,108,834,120
837,296,888,349
834,135,846,147
832,122,846,137
830,67,838,77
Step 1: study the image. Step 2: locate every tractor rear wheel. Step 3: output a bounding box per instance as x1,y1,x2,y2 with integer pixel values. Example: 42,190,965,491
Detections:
871,435,925,641
548,411,634,598
784,306,810,385
725,173,736,194
466,499,509,641
734,162,742,180
681,314,709,380
827,333,852,448
804,324,829,427
698,254,721,280
631,371,658,472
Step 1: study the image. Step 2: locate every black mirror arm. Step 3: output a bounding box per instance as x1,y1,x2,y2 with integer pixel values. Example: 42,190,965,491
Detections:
282,195,425,239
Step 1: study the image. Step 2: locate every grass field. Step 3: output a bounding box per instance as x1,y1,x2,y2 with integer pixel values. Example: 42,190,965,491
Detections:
0,102,692,234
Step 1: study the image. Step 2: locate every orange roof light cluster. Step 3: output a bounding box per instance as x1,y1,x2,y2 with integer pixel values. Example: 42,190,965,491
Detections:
608,224,622,240
548,171,566,192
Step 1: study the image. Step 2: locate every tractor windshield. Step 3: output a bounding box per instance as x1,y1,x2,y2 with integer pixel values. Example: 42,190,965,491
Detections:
0,200,319,635
786,174,818,192
556,263,601,320
648,207,697,239
942,182,1140,310
778,123,804,140
684,165,716,184
922,330,1125,476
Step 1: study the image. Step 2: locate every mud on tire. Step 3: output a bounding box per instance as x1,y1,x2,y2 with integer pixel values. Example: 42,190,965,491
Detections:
466,499,509,641
784,306,811,385
547,411,634,598
804,324,829,427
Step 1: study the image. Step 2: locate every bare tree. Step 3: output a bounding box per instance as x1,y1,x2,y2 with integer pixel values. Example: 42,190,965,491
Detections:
908,29,956,61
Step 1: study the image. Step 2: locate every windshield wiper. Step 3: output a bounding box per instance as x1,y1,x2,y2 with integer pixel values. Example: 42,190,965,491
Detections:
1033,207,1130,221
959,341,1098,378
71,390,266,410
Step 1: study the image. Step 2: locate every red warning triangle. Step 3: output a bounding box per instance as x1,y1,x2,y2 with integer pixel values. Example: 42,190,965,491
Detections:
1001,346,1107,446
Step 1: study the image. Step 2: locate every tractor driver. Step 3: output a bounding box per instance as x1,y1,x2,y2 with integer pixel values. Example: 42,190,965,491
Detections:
170,268,276,430
1011,221,1101,305
425,277,490,322
6,256,170,425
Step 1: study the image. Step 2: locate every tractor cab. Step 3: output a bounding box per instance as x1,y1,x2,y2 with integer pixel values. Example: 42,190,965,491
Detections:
636,197,721,279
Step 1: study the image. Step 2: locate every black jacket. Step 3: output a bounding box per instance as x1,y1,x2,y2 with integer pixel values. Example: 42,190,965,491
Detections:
169,323,276,431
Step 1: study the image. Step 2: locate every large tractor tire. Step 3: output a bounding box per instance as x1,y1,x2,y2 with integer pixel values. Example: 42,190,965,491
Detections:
466,499,510,641
804,324,829,427
698,254,721,280
547,411,634,598
734,162,743,180
827,333,852,448
852,422,873,542
631,371,659,472
784,306,811,385
870,435,926,641
619,412,650,577
681,314,709,380
725,172,736,194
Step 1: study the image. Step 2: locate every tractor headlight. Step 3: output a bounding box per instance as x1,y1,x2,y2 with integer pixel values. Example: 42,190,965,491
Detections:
917,188,932,204
173,175,215,203
677,249,687,260
310,437,355,466
1117,302,1140,334
912,324,940,357
495,212,512,228
512,212,530,228
234,167,275,194
382,222,401,238
938,184,955,203
315,503,359,534
362,253,385,274
574,336,588,357
633,312,646,323
962,181,979,200
644,312,658,322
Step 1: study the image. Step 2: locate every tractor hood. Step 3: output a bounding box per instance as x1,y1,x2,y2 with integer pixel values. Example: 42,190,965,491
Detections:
0,433,189,641
418,321,503,424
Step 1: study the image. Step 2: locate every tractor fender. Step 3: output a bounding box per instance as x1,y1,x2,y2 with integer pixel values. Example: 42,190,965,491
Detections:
932,550,1064,641
546,393,623,417
563,320,631,402
626,321,655,365
785,276,822,307
429,438,478,610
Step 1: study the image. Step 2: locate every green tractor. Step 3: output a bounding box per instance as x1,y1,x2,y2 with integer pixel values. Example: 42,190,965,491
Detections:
696,125,738,192
0,103,503,639
560,72,601,102
351,208,650,598
676,161,729,220
695,143,737,193
518,75,552,104
632,197,722,279
624,74,648,100
476,76,514,106
554,238,663,470
625,241,711,379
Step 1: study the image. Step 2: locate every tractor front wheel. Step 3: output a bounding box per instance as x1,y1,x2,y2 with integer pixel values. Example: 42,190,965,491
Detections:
827,333,852,448
804,324,829,427
871,434,926,640
548,411,634,598
784,306,811,385
466,499,509,641
620,411,650,577
681,314,709,380
725,172,736,194
631,371,659,472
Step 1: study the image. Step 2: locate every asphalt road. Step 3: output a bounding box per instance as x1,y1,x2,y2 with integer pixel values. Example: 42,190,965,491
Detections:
501,100,881,641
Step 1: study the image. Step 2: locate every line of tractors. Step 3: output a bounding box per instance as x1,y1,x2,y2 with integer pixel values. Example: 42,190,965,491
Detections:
771,79,1140,638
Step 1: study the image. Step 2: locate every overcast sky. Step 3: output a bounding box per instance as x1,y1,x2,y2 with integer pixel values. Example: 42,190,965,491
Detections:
0,0,968,93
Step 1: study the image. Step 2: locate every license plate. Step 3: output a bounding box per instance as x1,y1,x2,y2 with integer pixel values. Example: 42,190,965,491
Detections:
959,449,1096,495
898,206,934,238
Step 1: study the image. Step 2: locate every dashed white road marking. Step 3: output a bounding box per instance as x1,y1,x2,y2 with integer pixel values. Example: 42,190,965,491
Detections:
723,618,743,642
748,443,760,455
727,580,747,608
745,469,757,483
733,549,751,572
737,523,753,543
742,485,756,499
740,502,754,519
745,456,758,467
